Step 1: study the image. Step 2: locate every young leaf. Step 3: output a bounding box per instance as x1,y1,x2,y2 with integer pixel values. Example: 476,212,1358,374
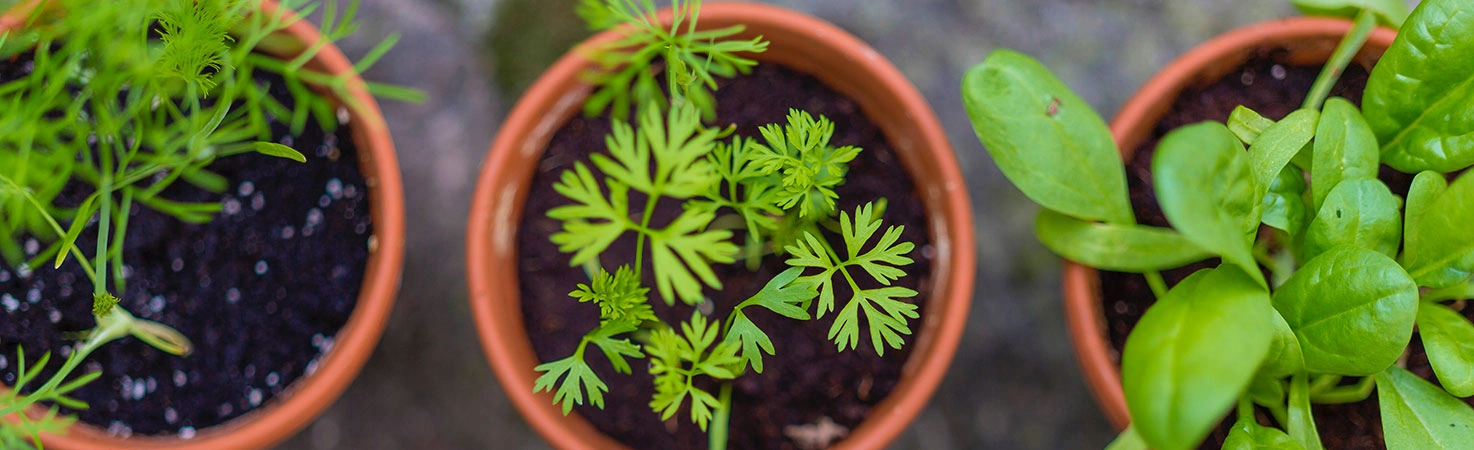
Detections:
724,267,817,373
587,322,644,375
251,141,307,163
1311,97,1379,211
594,102,719,200
1259,308,1306,379
1271,246,1417,375
570,265,656,327
647,313,742,430
785,203,918,356
1416,302,1474,397
1260,166,1309,235
1248,109,1317,201
1223,416,1305,450
1403,171,1447,259
1402,171,1474,288
549,163,632,265
649,207,739,305
1290,0,1408,27
1033,208,1211,272
533,354,608,415
1302,178,1401,260
749,110,860,218
1362,0,1474,173
1153,122,1262,283
1228,105,1276,146
962,49,1134,225
1122,267,1274,450
1375,365,1474,449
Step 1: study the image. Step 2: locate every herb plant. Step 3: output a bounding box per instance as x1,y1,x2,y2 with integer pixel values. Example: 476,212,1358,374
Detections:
963,0,1474,448
531,1,920,448
0,0,416,446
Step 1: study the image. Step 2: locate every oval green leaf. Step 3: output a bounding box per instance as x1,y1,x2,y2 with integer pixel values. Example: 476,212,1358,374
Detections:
1228,105,1276,146
1417,302,1474,397
1302,178,1402,260
1375,365,1474,450
1034,208,1211,272
963,49,1134,224
1249,109,1317,201
1271,246,1418,375
1312,97,1380,211
1363,0,1474,173
1261,166,1308,235
252,141,308,163
1402,171,1474,288
1123,267,1273,450
1260,307,1305,379
1153,122,1262,282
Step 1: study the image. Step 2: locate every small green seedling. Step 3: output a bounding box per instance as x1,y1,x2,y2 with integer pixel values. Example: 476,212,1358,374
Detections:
964,0,1474,449
0,0,415,446
532,2,919,449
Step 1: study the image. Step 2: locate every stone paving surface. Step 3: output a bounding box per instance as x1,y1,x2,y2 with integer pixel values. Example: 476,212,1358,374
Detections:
277,0,1302,448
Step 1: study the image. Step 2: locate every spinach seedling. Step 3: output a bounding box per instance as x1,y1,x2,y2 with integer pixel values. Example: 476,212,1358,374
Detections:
531,2,919,449
964,0,1474,448
0,0,416,446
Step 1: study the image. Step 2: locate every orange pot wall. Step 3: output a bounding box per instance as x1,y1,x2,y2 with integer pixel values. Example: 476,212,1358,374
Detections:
1063,17,1397,430
466,3,975,450
0,1,406,448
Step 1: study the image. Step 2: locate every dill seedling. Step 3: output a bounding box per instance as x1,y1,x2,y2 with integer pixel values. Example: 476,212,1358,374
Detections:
0,0,416,445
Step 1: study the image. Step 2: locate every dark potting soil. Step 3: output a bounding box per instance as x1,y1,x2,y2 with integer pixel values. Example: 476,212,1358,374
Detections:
0,53,371,437
1099,51,1473,449
517,64,934,450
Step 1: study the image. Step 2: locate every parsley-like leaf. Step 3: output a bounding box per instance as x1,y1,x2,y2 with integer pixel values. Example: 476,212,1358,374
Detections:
650,206,738,305
571,265,656,327
593,101,718,200
751,110,861,218
548,163,631,265
533,353,607,415
588,322,645,375
648,313,742,430
724,267,817,373
785,202,918,355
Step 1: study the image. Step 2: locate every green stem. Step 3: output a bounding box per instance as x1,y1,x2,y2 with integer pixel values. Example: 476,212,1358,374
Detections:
708,382,732,450
1310,376,1375,404
1238,395,1256,423
1144,270,1168,299
94,174,112,296
1302,9,1377,111
634,193,660,278
1308,374,1342,396
1287,373,1326,450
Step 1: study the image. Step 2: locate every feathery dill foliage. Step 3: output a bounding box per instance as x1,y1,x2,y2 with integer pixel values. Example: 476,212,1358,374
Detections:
533,4,920,445
0,0,413,445
576,0,768,121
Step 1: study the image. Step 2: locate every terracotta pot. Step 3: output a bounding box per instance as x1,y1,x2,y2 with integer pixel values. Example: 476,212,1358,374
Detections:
1064,17,1398,430
466,3,974,449
0,1,405,448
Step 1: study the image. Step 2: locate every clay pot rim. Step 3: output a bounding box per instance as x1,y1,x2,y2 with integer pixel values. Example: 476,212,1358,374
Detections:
465,3,974,449
1063,16,1398,430
1,1,405,448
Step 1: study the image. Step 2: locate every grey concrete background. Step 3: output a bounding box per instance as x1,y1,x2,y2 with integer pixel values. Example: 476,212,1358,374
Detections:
276,0,1301,448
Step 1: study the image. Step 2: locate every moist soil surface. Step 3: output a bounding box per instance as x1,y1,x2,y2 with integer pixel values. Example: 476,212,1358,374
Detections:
1099,50,1472,449
517,64,934,449
0,53,372,437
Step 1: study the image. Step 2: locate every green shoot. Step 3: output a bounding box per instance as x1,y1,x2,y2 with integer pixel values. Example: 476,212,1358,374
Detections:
577,0,768,120
647,312,741,431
